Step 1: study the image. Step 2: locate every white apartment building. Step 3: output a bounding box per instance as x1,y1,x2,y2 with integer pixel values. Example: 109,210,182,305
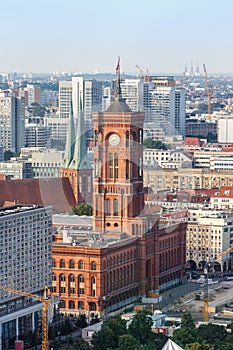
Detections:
0,91,25,152
186,209,233,272
0,160,32,179
0,205,53,349
120,78,144,112
218,117,233,143
30,149,64,178
210,187,233,210
193,150,233,168
59,80,72,119
143,149,192,169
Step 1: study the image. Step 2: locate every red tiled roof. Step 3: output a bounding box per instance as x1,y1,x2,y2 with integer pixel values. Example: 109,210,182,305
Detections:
184,137,200,147
0,178,76,213
212,186,233,198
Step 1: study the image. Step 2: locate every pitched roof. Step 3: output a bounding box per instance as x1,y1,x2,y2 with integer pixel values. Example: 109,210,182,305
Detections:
162,339,183,350
0,178,76,213
106,100,131,113
212,186,233,198
184,137,200,147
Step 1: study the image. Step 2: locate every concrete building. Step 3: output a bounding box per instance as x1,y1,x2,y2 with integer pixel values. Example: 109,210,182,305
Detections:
186,119,217,138
143,149,192,169
186,209,233,271
0,205,53,349
120,78,144,112
218,117,233,144
44,116,69,144
0,91,25,153
25,125,51,148
144,77,185,137
0,160,32,179
210,186,233,210
30,149,64,178
143,167,233,192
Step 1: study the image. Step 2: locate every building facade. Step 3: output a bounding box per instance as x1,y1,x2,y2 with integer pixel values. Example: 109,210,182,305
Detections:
53,81,186,318
0,91,25,153
0,205,53,349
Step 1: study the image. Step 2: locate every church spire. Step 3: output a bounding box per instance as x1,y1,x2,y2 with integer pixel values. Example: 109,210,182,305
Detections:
70,96,92,170
62,100,75,168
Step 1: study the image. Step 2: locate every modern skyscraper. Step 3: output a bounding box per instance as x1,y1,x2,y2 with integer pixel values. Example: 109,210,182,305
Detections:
144,77,185,137
120,78,144,112
0,91,25,152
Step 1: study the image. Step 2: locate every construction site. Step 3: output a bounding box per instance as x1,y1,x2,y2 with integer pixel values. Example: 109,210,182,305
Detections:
163,278,233,324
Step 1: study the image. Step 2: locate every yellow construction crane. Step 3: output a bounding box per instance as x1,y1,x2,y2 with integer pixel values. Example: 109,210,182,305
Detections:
0,285,51,350
203,64,212,120
203,245,233,322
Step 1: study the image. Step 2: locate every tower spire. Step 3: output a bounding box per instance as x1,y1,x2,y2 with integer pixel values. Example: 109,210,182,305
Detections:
115,56,122,101
62,100,75,168
70,95,92,170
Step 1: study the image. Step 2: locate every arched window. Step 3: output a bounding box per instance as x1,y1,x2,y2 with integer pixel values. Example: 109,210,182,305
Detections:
125,131,130,147
78,274,85,294
60,259,65,268
52,273,56,282
52,273,57,292
69,300,75,309
113,199,118,216
78,301,84,310
60,300,65,308
105,199,111,216
89,302,96,311
59,274,66,294
109,153,113,178
125,159,129,179
114,154,118,178
69,274,75,294
91,261,96,270
52,259,56,268
78,260,84,269
91,276,96,297
69,260,74,269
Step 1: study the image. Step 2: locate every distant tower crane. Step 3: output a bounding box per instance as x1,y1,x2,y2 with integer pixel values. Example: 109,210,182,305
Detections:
203,64,212,120
0,285,51,350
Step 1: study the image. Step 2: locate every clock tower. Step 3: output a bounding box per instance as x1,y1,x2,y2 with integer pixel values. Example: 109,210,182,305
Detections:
92,76,146,234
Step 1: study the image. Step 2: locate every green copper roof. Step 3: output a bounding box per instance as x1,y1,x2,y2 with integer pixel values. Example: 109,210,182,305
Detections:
62,101,75,168
69,100,92,170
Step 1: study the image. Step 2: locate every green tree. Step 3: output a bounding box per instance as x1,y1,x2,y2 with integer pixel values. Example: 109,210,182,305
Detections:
4,150,19,161
143,138,167,150
173,312,197,348
31,102,46,117
91,325,116,350
197,323,227,346
70,203,93,216
128,310,154,345
92,315,127,350
76,314,87,328
118,334,140,350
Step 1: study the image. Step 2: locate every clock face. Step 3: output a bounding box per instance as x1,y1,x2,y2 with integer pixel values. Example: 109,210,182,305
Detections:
109,133,120,146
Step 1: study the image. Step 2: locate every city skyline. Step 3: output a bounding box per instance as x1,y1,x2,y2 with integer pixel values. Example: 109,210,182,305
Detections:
1,0,233,74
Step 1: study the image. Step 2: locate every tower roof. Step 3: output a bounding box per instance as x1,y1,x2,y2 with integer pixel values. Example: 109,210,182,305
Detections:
62,101,75,168
106,100,131,113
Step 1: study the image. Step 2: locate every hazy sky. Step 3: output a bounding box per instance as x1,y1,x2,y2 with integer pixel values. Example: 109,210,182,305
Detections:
1,0,233,74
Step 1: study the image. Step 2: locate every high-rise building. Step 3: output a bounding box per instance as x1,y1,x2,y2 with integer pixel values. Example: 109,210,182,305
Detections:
144,77,185,137
25,125,51,148
120,78,144,112
0,91,25,152
0,204,53,349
